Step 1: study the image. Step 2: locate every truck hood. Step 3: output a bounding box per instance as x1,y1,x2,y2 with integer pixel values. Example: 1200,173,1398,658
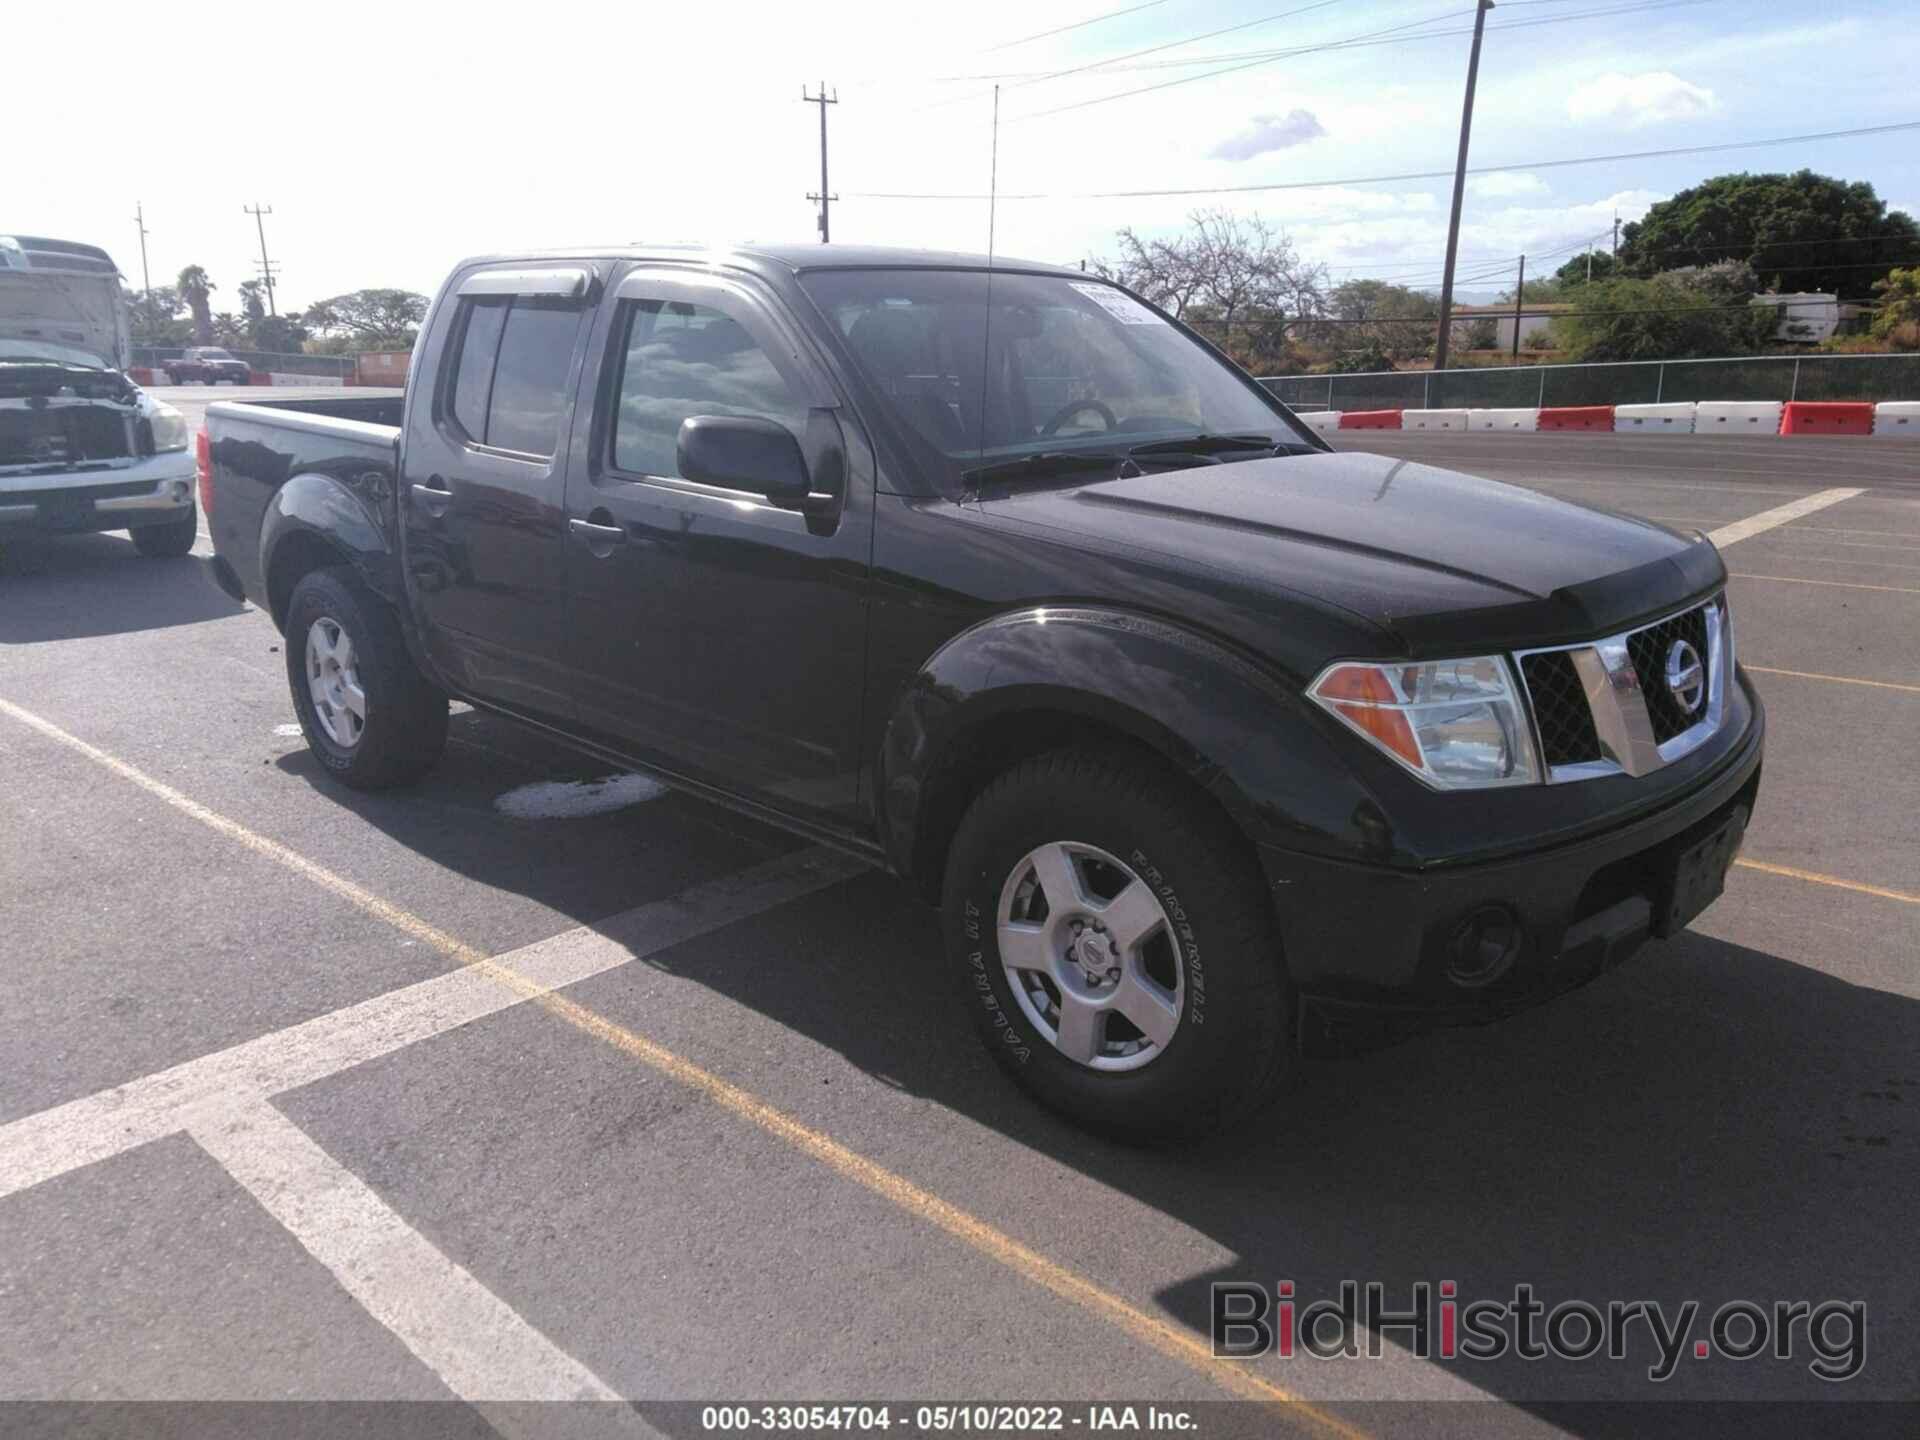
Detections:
980,449,1725,656
0,268,128,371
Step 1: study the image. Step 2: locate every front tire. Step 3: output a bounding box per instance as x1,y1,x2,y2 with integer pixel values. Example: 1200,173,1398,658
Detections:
130,507,197,558
285,566,448,790
942,747,1292,1144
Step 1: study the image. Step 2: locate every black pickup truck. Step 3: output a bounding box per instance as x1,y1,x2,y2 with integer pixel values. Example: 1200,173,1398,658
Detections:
202,245,1763,1141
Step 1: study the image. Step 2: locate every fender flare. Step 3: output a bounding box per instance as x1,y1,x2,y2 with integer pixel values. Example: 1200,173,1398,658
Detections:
878,605,1386,891
257,469,400,627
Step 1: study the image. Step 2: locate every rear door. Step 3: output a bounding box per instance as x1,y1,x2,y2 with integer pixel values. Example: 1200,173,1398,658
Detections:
400,264,593,721
562,267,872,827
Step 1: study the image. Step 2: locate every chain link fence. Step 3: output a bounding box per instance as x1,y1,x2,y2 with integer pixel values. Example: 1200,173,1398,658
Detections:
1260,354,1920,413
131,346,356,379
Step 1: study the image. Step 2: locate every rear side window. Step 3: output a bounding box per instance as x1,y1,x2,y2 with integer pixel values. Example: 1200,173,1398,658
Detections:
449,299,508,441
445,294,583,458
612,299,809,479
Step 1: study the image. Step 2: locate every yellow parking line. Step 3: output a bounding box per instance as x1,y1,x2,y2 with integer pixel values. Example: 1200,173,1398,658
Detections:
1727,572,1920,596
1734,859,1920,906
1744,666,1920,695
0,696,1361,1436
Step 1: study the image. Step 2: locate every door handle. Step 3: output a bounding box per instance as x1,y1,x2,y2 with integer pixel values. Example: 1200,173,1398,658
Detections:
410,478,452,517
569,516,627,555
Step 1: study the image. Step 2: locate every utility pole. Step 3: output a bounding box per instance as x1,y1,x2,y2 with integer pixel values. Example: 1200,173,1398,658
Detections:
1611,211,1621,259
244,203,277,315
1431,0,1495,373
802,83,838,244
131,202,152,298
1511,253,1525,362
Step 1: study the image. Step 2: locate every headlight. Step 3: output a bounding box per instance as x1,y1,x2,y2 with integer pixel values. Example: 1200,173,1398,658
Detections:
1309,656,1540,790
149,401,190,453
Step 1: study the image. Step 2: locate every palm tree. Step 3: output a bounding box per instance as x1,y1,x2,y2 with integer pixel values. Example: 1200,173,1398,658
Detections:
177,265,216,345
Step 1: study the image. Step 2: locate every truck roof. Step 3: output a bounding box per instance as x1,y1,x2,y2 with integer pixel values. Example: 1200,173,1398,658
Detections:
450,243,1086,281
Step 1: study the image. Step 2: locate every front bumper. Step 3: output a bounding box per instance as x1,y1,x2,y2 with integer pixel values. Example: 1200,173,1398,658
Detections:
1262,686,1765,1053
0,462,195,535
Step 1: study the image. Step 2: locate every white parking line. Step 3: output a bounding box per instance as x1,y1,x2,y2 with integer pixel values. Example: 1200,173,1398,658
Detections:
193,1100,655,1436
1706,487,1866,548
0,845,862,1204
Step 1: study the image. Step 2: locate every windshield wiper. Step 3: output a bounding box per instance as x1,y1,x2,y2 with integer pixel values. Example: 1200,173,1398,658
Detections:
1126,432,1278,459
959,450,1130,487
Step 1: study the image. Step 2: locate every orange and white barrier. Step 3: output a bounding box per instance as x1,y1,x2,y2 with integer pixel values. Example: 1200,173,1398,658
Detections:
1871,401,1920,438
1614,403,1695,433
1693,401,1784,432
1401,408,1471,431
1292,410,1343,435
1467,408,1539,431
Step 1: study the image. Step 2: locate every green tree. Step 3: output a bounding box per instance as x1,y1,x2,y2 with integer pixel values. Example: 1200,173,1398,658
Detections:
1324,279,1438,358
176,265,215,345
303,288,430,351
1554,251,1614,287
123,283,190,345
1549,270,1775,362
1620,171,1920,299
1870,267,1920,349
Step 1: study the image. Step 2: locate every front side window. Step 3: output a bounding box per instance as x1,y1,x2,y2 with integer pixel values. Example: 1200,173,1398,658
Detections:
444,293,582,457
611,298,809,480
799,269,1305,491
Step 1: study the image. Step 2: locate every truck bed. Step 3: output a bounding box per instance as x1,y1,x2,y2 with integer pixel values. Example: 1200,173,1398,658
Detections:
202,393,407,619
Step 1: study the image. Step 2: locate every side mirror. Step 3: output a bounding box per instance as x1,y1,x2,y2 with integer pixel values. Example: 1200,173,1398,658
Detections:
676,415,809,501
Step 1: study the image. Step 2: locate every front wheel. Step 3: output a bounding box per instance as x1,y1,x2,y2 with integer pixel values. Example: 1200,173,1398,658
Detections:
285,566,448,789
942,747,1292,1144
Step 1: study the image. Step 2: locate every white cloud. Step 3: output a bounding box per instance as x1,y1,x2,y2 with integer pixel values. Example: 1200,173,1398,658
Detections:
1208,109,1327,162
1566,71,1717,127
1468,172,1549,199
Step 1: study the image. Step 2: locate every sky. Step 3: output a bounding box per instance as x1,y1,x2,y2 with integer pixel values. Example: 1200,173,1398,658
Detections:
12,0,1918,313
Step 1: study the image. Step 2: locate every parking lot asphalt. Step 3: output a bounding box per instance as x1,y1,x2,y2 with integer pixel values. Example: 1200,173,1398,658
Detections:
2,391,1917,1436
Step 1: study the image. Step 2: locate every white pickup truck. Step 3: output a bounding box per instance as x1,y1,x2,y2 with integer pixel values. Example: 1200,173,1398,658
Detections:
0,234,198,557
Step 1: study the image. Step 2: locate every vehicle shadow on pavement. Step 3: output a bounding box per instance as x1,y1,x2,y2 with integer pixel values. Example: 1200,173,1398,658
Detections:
277,710,1916,1424
0,535,242,643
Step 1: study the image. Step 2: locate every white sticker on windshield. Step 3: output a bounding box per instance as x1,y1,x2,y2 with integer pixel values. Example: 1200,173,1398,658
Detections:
1070,282,1166,325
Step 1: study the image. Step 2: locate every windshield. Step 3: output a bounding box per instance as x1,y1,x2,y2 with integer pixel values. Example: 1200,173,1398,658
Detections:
0,338,116,369
195,348,236,360
799,269,1310,491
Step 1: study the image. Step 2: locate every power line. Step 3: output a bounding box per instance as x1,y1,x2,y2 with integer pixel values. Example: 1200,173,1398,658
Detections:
1019,0,1719,120
1026,3,1479,119
985,0,1174,53
844,120,1920,201
919,0,1353,114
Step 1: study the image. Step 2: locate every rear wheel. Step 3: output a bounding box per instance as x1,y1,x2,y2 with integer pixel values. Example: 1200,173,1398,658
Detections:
285,566,448,789
941,747,1292,1144
130,507,197,558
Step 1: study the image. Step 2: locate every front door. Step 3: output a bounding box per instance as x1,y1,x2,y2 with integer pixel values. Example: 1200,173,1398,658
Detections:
563,269,871,827
400,264,593,720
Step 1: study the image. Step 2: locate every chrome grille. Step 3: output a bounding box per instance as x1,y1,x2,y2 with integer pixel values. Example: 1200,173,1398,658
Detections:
1514,595,1729,784
1625,606,1712,743
1518,650,1602,766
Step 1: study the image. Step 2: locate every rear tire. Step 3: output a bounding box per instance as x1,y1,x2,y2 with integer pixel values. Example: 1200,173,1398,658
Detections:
285,566,448,790
941,746,1292,1145
130,507,198,558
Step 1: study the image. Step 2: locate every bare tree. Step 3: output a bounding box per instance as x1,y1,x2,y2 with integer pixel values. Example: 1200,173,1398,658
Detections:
1089,210,1327,365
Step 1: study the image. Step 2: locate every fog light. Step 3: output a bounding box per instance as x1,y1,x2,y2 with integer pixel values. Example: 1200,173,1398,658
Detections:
1446,905,1521,988
172,481,190,501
